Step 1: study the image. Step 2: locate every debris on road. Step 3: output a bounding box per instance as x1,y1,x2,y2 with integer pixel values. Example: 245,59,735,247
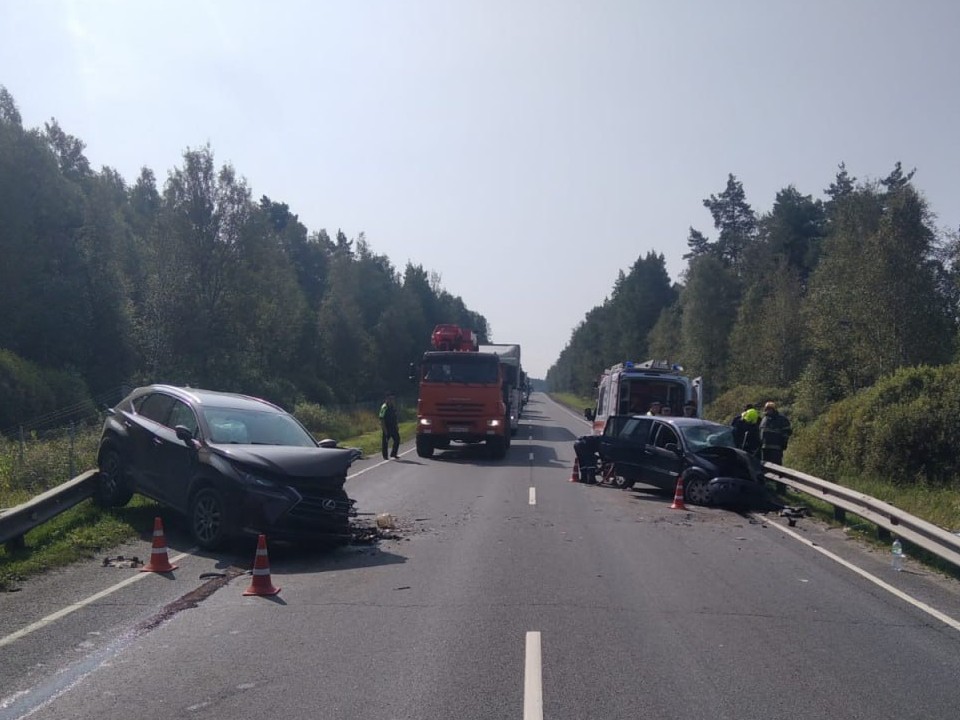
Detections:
102,555,143,569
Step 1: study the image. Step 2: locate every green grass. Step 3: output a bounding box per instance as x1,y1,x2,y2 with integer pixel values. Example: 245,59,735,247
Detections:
549,392,595,416
0,405,416,591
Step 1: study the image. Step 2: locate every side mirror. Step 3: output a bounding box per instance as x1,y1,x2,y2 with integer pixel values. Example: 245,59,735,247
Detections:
584,408,595,422
175,425,196,445
665,442,681,455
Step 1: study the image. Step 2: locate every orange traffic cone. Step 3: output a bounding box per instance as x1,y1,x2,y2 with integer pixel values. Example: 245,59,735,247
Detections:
141,516,178,573
243,534,281,596
670,475,687,510
569,457,580,482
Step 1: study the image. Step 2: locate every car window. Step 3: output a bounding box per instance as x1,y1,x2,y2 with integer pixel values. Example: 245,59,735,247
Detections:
619,416,652,442
168,400,199,435
653,422,679,449
203,407,317,447
681,424,736,451
138,393,176,425
604,415,630,438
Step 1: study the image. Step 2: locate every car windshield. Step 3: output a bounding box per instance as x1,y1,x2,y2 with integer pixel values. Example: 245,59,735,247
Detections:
680,423,736,451
202,406,317,447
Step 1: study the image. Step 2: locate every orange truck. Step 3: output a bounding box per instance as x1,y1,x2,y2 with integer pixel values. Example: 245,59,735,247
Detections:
410,325,512,459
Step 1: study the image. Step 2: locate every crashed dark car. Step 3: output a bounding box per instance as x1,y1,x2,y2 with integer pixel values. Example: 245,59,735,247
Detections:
595,415,769,508
95,385,359,549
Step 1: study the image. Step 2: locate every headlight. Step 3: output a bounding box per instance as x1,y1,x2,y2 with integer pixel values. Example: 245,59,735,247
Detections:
419,418,432,426
238,469,277,488
486,419,501,427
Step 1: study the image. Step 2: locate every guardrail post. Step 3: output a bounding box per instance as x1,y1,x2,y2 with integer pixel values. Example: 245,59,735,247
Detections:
833,506,846,523
69,422,76,479
877,527,891,542
5,535,25,553
19,425,25,464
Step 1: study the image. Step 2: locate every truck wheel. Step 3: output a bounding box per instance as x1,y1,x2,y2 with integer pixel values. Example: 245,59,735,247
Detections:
416,436,434,458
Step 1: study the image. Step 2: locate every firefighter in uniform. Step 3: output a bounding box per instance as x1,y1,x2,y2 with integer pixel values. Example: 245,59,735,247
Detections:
758,401,791,465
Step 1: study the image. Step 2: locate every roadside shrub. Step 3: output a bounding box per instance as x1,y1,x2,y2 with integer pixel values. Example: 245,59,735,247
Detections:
0,350,94,433
705,384,792,425
787,364,960,487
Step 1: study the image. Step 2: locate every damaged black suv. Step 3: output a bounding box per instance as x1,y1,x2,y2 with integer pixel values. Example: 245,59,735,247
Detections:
595,415,770,508
95,385,359,549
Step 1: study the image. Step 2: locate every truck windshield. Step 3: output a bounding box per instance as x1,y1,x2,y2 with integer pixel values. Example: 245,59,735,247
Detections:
422,360,499,384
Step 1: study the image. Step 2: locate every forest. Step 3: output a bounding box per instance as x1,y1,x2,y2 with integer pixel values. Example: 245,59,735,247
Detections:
546,161,960,423
0,86,489,430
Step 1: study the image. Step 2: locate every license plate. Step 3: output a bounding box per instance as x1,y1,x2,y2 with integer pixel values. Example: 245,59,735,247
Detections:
449,425,469,433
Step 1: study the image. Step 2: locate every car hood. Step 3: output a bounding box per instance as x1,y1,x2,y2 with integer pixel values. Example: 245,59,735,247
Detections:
686,446,759,481
212,445,357,480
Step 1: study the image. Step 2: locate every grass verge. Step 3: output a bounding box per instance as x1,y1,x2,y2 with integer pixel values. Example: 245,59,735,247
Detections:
548,392,594,417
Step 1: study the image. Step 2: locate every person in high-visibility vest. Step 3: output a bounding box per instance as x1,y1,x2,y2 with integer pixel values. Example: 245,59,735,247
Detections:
379,392,400,460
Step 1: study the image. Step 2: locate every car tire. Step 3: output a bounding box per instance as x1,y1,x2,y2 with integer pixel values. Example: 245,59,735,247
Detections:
94,448,134,508
190,487,230,550
416,436,434,458
684,474,712,506
613,473,635,490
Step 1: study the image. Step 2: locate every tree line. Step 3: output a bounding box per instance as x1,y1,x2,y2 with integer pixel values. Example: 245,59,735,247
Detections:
0,86,489,429
546,162,960,421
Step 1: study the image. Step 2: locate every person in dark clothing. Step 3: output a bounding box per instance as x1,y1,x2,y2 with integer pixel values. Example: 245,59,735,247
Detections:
730,404,755,449
759,401,791,465
573,434,601,484
379,392,400,460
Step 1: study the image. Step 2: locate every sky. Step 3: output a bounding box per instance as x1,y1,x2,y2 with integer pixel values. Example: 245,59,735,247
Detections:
2,1,959,378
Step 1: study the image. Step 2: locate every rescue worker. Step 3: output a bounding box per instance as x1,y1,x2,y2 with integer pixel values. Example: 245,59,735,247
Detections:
730,403,755,448
682,401,697,417
739,406,761,455
573,433,601,484
759,401,791,465
379,392,400,460
647,401,662,416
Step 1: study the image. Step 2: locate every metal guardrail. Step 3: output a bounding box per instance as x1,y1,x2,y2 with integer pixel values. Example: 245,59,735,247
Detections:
0,470,99,549
764,462,960,569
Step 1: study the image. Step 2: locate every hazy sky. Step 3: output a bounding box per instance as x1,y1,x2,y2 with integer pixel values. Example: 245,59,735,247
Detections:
2,1,958,377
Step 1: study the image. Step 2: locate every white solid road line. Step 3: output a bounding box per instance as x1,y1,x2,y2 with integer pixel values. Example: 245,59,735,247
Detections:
524,631,544,720
762,516,960,634
347,447,414,479
529,487,536,506
0,549,195,649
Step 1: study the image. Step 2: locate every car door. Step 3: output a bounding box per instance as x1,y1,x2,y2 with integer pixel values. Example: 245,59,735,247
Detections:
124,393,173,500
151,399,201,512
645,421,684,491
600,416,652,482
132,392,178,504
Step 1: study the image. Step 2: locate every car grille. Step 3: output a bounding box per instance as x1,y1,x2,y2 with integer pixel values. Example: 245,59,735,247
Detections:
283,479,356,528
435,401,485,417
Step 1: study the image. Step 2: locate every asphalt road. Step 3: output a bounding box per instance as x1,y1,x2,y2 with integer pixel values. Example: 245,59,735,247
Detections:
3,393,960,719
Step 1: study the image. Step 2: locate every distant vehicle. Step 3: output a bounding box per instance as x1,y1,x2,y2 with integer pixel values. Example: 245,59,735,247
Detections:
585,359,703,434
411,325,512,459
477,342,522,435
94,385,358,549
596,415,765,506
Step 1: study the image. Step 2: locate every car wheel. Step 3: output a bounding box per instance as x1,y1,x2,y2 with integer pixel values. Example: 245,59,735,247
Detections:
613,473,635,490
95,448,134,507
416,436,434,458
684,475,712,506
190,487,230,550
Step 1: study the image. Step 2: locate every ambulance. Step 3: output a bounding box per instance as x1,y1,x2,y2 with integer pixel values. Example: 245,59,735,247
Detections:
585,360,703,435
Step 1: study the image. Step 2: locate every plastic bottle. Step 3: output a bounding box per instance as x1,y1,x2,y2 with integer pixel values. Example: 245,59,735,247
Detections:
891,538,903,572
